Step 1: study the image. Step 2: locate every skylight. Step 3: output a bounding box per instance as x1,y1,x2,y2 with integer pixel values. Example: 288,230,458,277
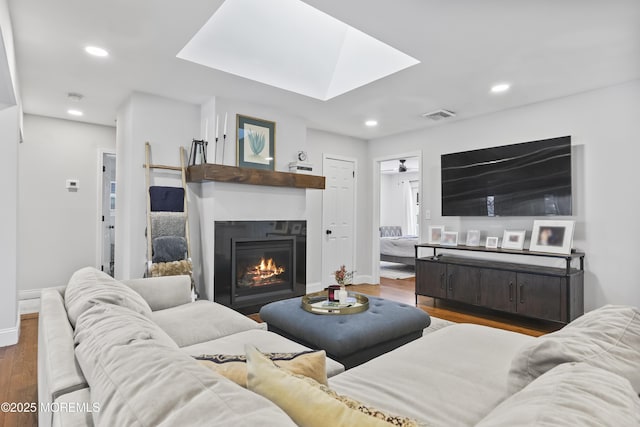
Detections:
177,0,420,101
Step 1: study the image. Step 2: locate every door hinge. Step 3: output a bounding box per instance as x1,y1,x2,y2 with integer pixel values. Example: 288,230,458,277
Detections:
101,265,104,271
102,165,106,172
352,171,355,178
101,215,105,222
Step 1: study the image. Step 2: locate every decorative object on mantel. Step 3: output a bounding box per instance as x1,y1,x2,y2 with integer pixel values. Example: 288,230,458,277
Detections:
188,139,208,165
440,231,459,246
529,219,575,255
289,150,313,174
427,225,444,244
237,114,275,170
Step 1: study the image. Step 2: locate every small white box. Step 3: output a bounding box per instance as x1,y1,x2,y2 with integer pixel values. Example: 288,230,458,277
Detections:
288,162,314,175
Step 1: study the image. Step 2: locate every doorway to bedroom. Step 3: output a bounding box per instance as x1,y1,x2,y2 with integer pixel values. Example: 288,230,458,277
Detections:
376,155,421,282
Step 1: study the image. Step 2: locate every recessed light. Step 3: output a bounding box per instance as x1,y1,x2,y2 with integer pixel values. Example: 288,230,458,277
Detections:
84,46,109,57
67,109,83,117
365,120,378,127
491,83,511,93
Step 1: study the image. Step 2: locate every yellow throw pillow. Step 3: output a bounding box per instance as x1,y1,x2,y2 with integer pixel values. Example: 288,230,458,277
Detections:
245,345,423,427
196,349,328,387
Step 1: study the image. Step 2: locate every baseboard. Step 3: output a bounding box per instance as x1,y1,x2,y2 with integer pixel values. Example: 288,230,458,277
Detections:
306,282,323,293
0,312,20,347
354,275,374,285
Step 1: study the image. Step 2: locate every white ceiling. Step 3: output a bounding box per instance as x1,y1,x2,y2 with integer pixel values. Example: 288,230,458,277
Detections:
8,0,640,139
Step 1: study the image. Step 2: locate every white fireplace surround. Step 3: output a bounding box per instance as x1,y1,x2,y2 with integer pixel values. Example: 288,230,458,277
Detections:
189,181,310,300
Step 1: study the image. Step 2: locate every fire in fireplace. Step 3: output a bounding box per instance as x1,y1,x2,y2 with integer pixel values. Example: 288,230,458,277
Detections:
238,257,286,288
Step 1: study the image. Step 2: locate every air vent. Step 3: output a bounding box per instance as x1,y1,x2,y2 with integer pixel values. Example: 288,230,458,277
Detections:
422,109,456,121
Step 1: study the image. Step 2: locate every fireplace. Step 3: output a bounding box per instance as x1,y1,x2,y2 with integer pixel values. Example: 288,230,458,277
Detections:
215,221,306,313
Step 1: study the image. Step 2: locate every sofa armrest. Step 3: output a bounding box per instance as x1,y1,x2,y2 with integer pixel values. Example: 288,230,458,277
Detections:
38,288,88,427
121,275,192,311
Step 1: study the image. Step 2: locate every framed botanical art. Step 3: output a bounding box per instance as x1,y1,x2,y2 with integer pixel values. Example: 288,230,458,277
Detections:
465,230,481,247
529,220,575,254
501,230,526,250
237,115,275,170
427,226,444,244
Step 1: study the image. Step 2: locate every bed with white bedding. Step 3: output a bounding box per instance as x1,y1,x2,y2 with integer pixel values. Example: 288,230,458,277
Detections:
379,226,418,266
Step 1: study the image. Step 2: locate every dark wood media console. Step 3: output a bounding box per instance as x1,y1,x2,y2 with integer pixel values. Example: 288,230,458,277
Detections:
414,244,585,324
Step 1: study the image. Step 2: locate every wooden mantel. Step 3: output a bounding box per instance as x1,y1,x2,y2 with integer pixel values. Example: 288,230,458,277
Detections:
186,164,325,189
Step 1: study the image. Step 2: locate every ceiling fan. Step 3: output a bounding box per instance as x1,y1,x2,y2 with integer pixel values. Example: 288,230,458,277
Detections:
380,158,419,174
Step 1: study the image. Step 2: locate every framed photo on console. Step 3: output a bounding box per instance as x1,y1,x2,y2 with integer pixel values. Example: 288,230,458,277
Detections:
237,114,276,170
465,230,481,247
441,231,459,246
485,237,499,249
529,220,575,255
428,226,445,244
501,230,526,250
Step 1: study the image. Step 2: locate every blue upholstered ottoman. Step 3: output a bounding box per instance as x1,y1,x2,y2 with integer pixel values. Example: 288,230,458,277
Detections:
259,294,430,369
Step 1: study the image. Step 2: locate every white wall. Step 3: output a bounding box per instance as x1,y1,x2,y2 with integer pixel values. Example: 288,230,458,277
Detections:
306,129,371,285
17,115,115,293
115,92,200,280
368,80,640,310
0,105,19,346
380,171,419,230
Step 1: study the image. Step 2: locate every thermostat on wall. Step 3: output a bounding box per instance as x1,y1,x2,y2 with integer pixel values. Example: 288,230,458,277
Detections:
66,179,79,190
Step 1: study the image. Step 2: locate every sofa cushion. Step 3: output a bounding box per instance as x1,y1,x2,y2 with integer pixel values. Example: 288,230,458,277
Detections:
478,362,640,427
246,345,422,427
151,300,265,347
508,305,640,394
74,303,296,426
330,323,533,427
197,349,328,387
181,329,344,378
122,275,192,311
64,267,152,327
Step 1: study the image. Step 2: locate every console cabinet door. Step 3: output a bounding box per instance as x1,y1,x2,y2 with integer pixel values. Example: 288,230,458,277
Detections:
479,269,517,313
517,273,566,322
447,264,480,305
416,260,447,298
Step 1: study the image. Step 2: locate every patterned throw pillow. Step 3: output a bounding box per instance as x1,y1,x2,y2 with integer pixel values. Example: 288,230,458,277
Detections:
245,345,425,427
196,350,327,387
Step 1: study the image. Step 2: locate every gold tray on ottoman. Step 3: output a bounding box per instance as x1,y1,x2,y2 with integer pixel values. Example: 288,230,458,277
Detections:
301,291,369,315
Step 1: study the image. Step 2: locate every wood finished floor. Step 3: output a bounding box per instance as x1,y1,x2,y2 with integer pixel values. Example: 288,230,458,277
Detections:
0,313,38,427
0,277,560,427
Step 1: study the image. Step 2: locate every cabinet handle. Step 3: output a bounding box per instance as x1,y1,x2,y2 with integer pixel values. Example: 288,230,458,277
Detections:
439,273,445,289
519,283,524,304
509,282,513,301
448,274,453,292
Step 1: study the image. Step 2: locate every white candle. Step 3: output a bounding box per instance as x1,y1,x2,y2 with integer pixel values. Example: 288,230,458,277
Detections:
215,114,219,139
223,112,228,135
204,119,208,141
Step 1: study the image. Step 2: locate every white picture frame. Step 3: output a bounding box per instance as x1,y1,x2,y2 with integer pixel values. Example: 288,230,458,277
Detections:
465,230,481,247
428,226,445,244
485,237,499,249
529,220,575,254
441,231,459,246
501,230,526,250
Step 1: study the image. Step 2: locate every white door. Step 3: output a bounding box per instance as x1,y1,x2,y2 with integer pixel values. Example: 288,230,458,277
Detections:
322,157,356,287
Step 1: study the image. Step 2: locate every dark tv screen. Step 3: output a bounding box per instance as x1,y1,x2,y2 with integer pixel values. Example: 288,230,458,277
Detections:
441,136,572,216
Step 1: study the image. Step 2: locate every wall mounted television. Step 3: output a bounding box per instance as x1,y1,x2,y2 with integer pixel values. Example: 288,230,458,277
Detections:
441,136,572,217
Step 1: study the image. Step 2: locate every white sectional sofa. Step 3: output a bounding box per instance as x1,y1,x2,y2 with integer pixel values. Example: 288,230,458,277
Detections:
39,267,640,427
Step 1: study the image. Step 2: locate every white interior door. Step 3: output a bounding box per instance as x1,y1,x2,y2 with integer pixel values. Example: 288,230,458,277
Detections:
322,157,355,287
